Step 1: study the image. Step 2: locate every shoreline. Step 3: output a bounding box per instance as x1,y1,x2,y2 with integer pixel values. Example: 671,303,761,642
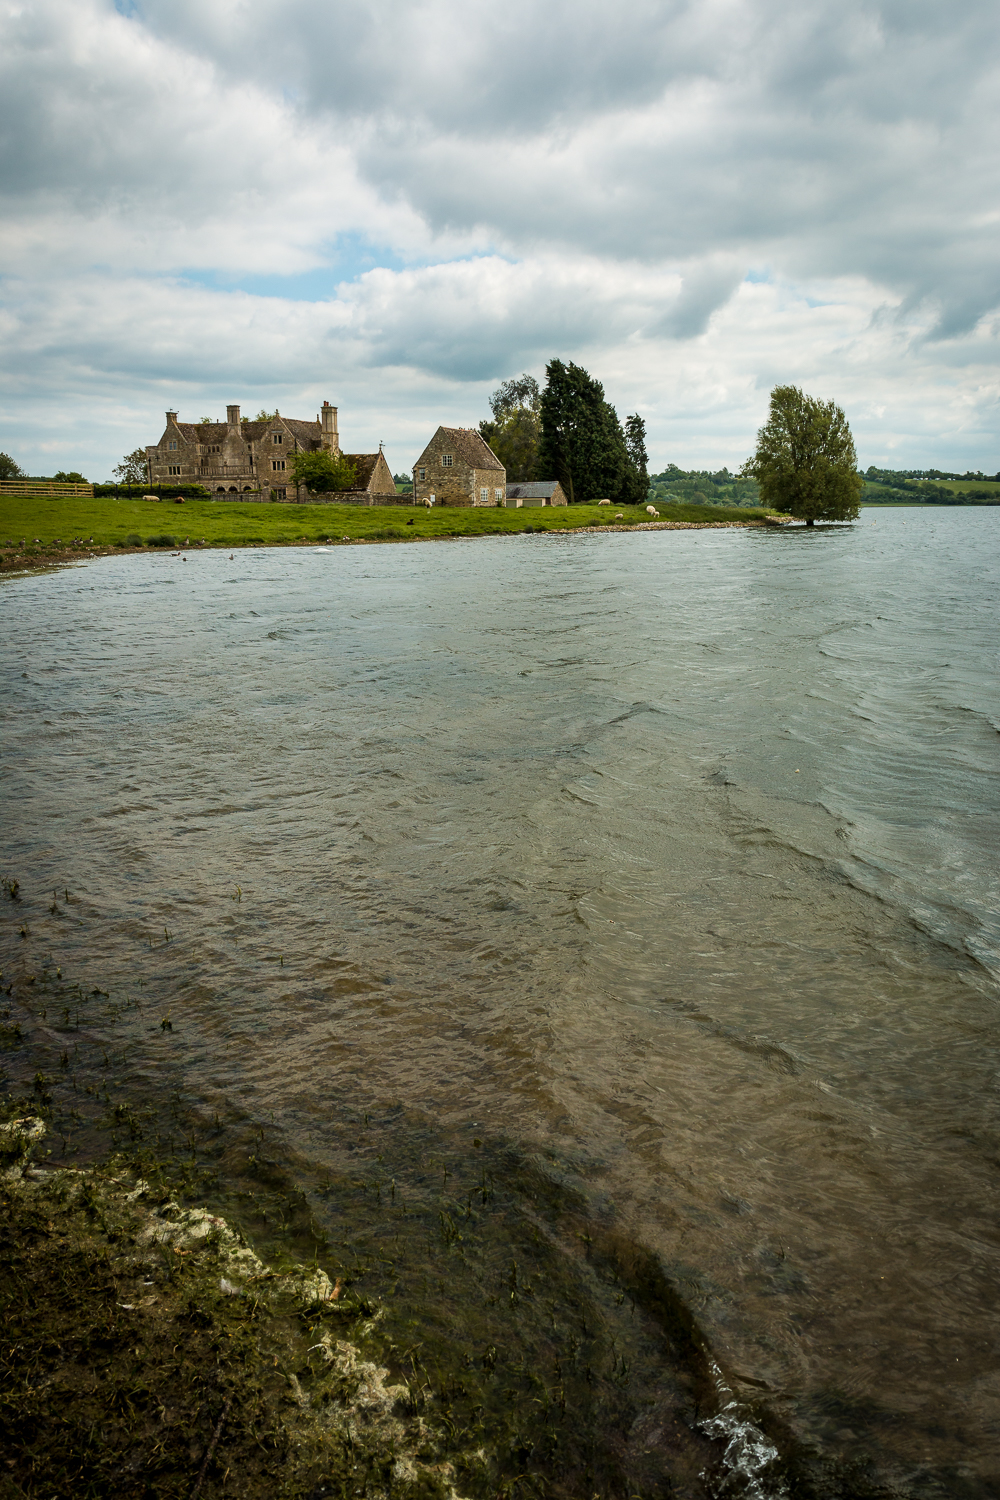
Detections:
0,516,791,577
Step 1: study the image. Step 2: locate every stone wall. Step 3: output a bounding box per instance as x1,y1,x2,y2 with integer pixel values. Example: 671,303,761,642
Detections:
296,490,407,506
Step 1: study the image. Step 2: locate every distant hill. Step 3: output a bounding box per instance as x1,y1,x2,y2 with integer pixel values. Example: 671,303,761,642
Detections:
646,465,1000,507
646,465,761,508
862,469,1000,504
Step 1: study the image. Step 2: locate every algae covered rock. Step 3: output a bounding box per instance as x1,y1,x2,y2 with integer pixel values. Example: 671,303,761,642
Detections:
0,1115,46,1179
0,1118,475,1500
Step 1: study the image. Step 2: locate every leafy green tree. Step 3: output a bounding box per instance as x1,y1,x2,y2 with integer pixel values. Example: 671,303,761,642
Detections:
53,470,89,484
112,449,147,485
0,452,24,480
289,449,357,493
621,413,649,505
740,385,863,526
537,360,630,503
479,374,541,482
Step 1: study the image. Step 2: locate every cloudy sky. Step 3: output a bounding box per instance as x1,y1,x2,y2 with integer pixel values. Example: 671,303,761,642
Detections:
1,0,998,479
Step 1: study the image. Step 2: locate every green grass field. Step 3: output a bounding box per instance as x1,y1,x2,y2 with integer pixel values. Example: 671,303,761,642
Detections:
0,493,776,554
939,479,1000,495
864,479,1000,505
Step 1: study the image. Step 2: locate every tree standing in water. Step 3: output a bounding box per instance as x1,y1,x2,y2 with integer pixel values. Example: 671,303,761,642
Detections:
741,385,863,526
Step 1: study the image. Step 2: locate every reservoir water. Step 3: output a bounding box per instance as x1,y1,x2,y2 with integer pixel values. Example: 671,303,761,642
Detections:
2,508,999,1497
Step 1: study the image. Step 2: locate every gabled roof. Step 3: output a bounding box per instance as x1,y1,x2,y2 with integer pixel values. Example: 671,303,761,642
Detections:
507,481,559,499
422,426,504,472
282,418,322,447
160,417,322,447
343,454,382,489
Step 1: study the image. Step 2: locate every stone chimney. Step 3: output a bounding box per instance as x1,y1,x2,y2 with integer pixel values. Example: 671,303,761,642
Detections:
320,401,340,454
227,404,241,427
166,410,179,426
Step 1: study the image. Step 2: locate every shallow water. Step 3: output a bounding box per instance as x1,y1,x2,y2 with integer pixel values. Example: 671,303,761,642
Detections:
3,510,999,1495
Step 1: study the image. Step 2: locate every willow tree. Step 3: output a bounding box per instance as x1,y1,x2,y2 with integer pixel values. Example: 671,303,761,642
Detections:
741,385,863,525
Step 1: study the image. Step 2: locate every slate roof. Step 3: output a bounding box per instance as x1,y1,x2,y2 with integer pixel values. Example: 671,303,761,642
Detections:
343,454,389,490
282,419,323,448
506,481,560,499
435,427,504,472
163,418,322,448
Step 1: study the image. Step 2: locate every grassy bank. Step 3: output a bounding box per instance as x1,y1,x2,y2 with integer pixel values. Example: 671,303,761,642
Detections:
0,494,778,570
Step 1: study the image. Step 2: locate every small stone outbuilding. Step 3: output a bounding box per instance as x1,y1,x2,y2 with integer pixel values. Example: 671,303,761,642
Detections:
412,427,505,507
504,481,569,508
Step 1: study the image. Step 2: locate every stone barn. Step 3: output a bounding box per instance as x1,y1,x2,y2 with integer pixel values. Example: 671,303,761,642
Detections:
412,427,505,507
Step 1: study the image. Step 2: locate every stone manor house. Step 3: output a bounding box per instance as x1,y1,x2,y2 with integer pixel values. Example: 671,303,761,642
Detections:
146,402,395,503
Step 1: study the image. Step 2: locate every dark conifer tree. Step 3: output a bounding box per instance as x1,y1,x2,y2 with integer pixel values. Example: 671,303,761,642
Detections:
621,413,649,505
537,360,630,503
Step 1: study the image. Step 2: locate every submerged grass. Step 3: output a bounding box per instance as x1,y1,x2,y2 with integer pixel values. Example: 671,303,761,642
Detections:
0,1119,476,1500
0,881,911,1500
0,885,726,1500
0,494,778,567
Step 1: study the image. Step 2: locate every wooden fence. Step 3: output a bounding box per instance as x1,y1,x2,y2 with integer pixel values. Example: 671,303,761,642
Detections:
0,481,94,498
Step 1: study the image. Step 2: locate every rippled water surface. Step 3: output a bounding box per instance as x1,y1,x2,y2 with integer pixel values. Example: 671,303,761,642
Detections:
3,509,999,1495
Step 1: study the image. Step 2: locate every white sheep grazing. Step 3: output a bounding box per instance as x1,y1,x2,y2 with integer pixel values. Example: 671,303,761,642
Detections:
597,498,611,506
645,505,658,516
143,495,157,502
614,512,623,519
424,498,433,509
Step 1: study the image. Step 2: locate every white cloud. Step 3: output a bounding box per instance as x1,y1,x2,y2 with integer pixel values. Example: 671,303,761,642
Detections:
1,0,999,477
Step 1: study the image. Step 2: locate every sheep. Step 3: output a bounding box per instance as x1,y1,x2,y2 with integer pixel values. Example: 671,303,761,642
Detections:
424,497,434,509
142,494,157,502
614,512,624,519
646,505,660,517
597,498,611,506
